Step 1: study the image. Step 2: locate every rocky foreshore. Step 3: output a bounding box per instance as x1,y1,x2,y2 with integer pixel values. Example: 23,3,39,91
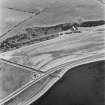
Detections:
0,24,105,105
0,20,105,52
0,0,105,105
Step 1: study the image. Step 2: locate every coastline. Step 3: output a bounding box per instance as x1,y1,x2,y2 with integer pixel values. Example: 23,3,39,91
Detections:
32,60,105,105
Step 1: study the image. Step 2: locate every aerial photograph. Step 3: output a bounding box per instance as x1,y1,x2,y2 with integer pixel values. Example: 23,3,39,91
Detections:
0,0,105,105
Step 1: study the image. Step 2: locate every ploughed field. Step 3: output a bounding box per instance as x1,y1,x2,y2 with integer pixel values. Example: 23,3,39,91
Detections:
0,22,105,105
0,0,105,105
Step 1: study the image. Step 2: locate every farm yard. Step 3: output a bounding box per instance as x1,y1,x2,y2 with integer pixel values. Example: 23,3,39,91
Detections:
0,0,105,105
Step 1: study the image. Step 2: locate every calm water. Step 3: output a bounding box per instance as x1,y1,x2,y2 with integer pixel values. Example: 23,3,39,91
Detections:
31,60,105,105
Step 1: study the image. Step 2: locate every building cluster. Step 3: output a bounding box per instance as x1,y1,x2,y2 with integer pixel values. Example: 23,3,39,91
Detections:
0,22,79,52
